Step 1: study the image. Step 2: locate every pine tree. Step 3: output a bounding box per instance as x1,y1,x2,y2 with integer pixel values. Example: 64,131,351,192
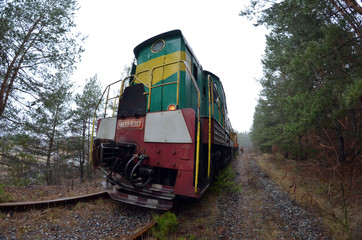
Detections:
25,72,73,185
0,0,84,121
242,0,361,159
70,75,102,182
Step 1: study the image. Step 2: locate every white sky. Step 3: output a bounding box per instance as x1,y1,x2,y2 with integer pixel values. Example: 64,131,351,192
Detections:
72,0,267,133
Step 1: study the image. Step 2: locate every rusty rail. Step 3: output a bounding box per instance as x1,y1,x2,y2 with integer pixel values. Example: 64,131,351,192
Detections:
126,221,156,240
0,191,108,211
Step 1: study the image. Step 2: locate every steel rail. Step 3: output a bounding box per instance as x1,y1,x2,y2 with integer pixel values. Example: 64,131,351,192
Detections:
126,221,156,240
0,191,108,211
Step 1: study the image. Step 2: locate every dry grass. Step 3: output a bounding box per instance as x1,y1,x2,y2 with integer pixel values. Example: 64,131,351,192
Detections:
250,152,361,240
2,178,104,203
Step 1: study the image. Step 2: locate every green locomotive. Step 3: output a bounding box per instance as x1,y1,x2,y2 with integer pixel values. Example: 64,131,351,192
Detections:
91,30,236,210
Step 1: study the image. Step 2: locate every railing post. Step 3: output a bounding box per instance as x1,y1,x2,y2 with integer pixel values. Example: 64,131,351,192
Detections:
147,72,153,111
104,87,110,118
207,75,212,179
194,89,201,193
176,61,180,108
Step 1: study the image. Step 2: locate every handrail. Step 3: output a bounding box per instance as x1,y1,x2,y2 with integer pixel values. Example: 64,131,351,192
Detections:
89,76,134,165
206,74,228,178
148,60,184,111
207,75,212,179
179,61,201,194
134,69,152,88
134,60,200,111
209,78,226,128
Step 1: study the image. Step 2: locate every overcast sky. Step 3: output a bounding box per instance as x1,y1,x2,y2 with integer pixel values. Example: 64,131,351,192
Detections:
72,0,267,133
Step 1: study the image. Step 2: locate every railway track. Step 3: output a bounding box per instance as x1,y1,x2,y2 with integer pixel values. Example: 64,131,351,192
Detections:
0,191,109,211
0,190,161,239
0,190,157,239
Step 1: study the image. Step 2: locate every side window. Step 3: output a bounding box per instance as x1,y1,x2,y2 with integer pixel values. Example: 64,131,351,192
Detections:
202,76,207,96
221,86,227,107
130,61,136,75
192,63,198,81
213,83,219,103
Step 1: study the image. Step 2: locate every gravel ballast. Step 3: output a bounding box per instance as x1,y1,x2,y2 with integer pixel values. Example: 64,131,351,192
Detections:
214,155,331,240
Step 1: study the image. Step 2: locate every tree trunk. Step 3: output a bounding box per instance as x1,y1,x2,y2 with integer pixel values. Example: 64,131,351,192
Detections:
0,17,42,117
46,106,60,185
80,119,86,182
335,120,346,163
342,0,362,15
46,137,54,185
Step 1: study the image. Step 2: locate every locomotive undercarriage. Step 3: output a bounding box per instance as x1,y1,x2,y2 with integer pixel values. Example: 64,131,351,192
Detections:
198,143,232,179
94,140,177,210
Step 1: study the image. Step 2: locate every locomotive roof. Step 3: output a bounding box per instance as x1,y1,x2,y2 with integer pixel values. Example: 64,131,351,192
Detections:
133,29,201,67
204,70,222,86
203,70,220,81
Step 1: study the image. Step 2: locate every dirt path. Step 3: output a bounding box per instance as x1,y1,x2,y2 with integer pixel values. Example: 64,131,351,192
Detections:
214,154,331,240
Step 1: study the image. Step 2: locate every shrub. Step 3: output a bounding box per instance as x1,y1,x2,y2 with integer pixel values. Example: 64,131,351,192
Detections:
0,184,13,203
210,165,241,195
152,211,178,240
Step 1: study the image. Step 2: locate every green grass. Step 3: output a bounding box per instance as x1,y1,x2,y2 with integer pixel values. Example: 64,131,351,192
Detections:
152,211,179,240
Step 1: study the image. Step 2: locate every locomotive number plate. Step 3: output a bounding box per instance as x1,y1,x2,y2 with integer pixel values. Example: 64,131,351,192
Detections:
117,118,144,130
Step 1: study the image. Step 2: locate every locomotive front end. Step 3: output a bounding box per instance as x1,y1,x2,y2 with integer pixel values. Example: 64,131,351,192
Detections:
91,30,201,210
92,109,198,210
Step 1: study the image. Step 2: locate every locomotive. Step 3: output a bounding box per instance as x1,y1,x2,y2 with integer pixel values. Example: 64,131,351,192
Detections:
90,30,237,210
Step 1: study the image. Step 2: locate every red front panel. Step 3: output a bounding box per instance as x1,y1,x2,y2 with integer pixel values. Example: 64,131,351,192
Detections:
114,108,198,197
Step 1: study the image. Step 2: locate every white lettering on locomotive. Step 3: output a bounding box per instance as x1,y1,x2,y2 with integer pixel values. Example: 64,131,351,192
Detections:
117,119,143,129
